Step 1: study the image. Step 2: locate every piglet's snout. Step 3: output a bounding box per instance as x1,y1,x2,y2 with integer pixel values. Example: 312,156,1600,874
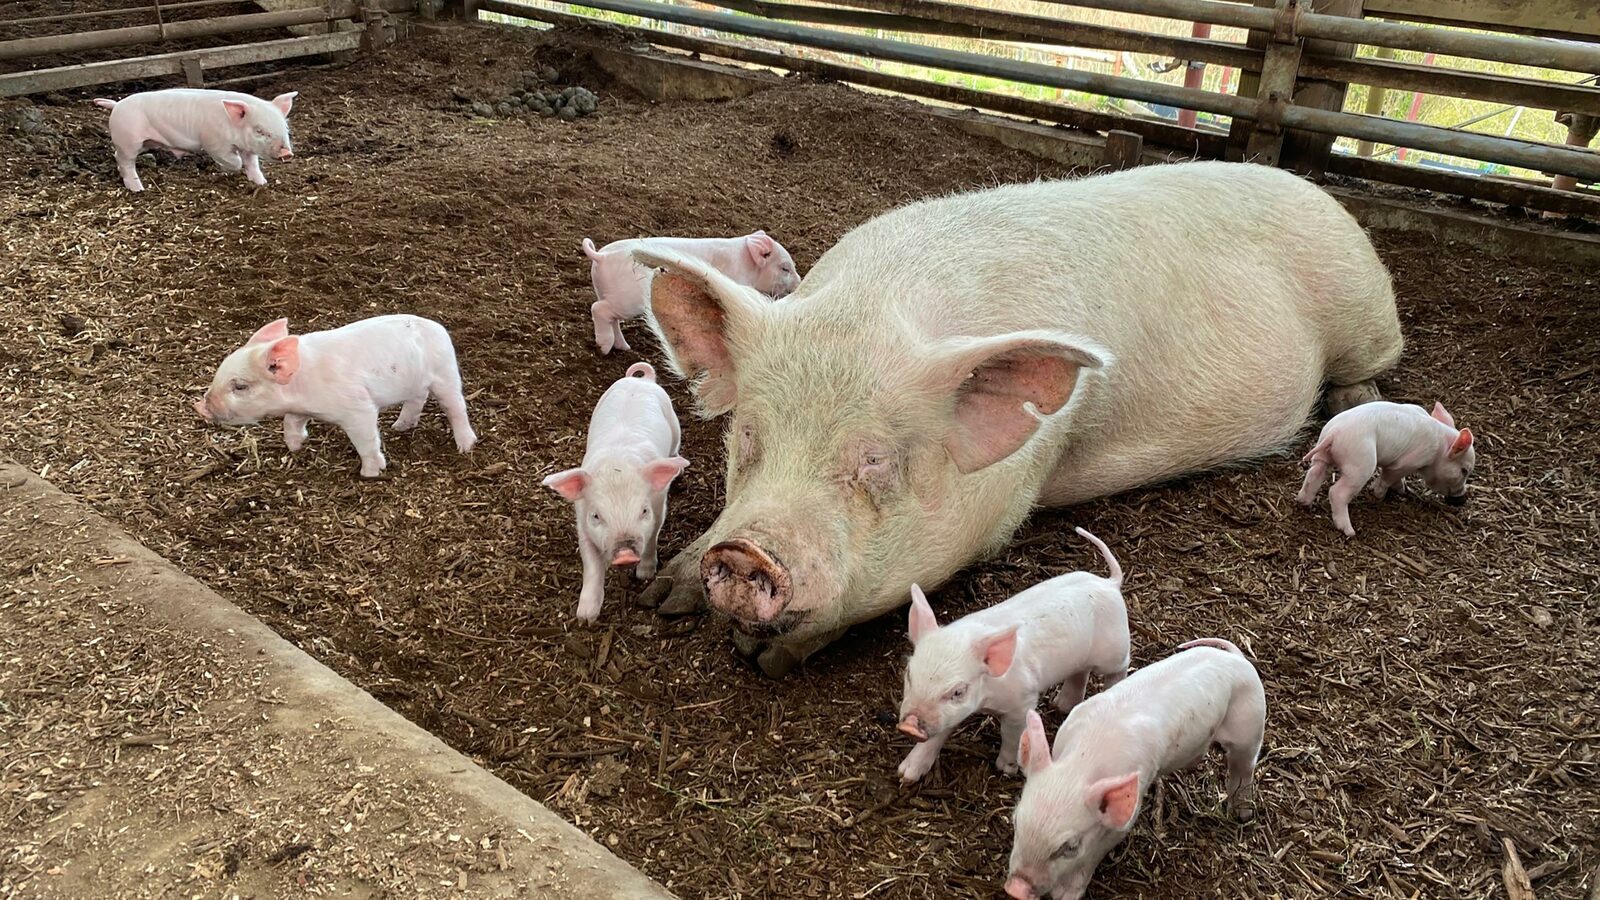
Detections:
897,715,929,742
1445,492,1467,507
702,538,792,624
1004,875,1038,900
610,546,641,566
276,146,294,160
193,396,214,422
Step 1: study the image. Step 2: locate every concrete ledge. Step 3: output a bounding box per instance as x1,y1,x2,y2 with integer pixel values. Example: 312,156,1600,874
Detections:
0,463,674,899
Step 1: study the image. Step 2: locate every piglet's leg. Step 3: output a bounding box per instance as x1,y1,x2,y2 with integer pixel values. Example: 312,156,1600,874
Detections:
283,414,311,452
392,397,426,432
576,534,606,622
1054,672,1090,713
996,698,1037,775
207,146,244,174
1296,458,1330,507
339,410,387,478
590,301,618,355
112,136,145,192
1215,687,1267,822
430,374,476,453
638,494,666,582
1327,446,1376,538
611,320,631,353
897,731,948,783
241,152,267,186
1371,469,1404,501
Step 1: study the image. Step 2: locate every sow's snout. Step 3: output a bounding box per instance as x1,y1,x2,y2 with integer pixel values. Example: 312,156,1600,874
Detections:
701,538,793,632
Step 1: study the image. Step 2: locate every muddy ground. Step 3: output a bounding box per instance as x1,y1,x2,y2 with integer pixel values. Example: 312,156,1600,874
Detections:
1,20,1597,900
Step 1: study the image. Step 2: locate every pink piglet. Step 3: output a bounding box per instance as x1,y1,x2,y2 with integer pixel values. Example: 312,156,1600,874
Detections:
1298,399,1476,536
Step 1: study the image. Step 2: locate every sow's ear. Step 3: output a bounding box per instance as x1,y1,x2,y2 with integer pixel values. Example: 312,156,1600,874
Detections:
636,245,769,418
925,331,1110,474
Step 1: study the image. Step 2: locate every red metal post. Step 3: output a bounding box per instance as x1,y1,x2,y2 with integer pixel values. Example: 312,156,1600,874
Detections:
1178,21,1211,128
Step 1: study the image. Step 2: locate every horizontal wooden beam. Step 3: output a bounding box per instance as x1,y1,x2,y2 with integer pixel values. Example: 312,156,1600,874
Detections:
0,0,248,28
1362,0,1600,42
1052,0,1600,72
1300,55,1600,117
0,8,335,62
0,31,364,97
1326,154,1600,219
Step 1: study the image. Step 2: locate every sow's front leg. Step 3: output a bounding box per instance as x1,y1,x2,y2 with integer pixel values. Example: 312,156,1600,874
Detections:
638,533,712,615
734,624,848,679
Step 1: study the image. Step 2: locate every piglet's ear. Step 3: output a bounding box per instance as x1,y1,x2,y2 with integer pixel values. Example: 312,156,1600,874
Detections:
1018,710,1052,778
542,468,589,502
1430,401,1455,428
222,99,250,122
264,336,299,385
907,584,938,645
1449,428,1473,458
249,318,289,344
272,91,298,116
976,627,1019,678
1086,772,1141,830
745,231,776,264
643,456,690,492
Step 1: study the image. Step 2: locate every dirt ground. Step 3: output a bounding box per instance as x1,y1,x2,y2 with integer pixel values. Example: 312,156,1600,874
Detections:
1,20,1597,900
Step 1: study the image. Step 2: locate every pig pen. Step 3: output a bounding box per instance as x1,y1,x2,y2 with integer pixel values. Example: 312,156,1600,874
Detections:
2,20,1598,900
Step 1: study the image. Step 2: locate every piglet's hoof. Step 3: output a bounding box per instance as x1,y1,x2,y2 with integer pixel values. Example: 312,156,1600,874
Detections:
1229,786,1259,823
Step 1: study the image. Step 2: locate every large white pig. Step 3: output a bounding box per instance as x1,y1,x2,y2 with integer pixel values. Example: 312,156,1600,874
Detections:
635,161,1403,677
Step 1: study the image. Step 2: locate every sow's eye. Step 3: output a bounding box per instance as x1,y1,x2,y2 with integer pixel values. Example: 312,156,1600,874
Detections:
854,447,898,492
735,421,760,466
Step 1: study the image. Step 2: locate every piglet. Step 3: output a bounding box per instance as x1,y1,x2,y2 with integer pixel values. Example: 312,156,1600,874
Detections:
194,315,476,478
1297,400,1476,537
580,232,801,354
94,88,298,193
1004,638,1265,900
896,528,1129,783
543,362,689,622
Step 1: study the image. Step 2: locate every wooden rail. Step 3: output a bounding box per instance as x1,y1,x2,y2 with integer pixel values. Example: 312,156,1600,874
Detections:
689,0,1600,116
0,0,414,63
0,31,367,97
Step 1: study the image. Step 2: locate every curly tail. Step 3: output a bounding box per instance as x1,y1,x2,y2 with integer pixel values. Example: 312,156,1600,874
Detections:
1301,433,1333,465
626,362,656,381
1179,638,1246,657
1073,527,1122,586
581,237,605,262
93,98,117,110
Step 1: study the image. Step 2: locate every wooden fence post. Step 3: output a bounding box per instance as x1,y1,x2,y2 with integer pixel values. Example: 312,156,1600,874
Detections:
1241,0,1303,168
1103,129,1144,170
1229,0,1359,174
1280,0,1363,176
1353,44,1393,157
180,54,203,86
